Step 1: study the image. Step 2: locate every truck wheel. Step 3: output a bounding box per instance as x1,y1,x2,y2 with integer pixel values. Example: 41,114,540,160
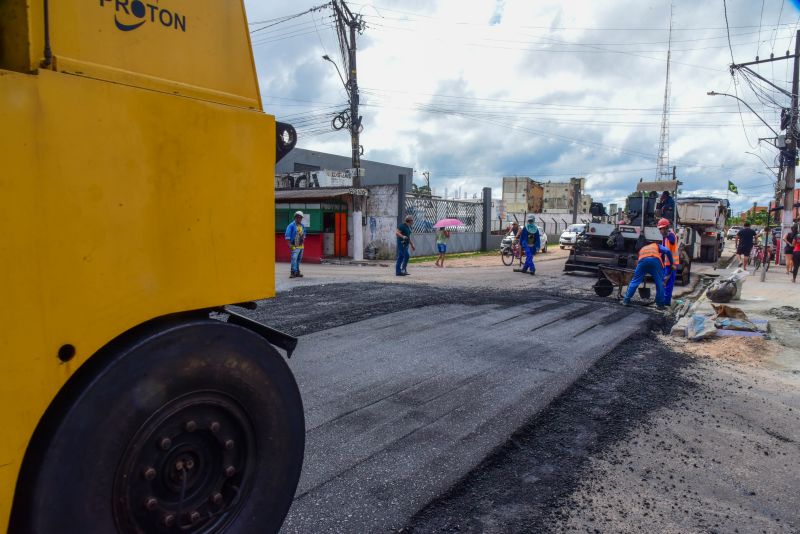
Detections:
10,319,305,534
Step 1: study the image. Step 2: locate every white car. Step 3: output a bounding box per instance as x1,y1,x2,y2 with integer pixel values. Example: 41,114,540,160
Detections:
726,226,742,240
559,223,587,248
501,228,549,253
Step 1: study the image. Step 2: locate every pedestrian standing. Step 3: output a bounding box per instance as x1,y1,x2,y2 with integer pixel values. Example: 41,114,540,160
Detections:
658,218,679,306
395,215,415,276
784,227,795,274
435,226,450,267
513,215,540,275
285,211,305,278
622,241,674,308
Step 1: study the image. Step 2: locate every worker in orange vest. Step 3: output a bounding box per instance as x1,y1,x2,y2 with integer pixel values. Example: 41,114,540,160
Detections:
658,218,679,305
622,240,674,308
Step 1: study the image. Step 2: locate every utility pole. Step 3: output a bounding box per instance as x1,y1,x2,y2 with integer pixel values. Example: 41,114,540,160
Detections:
331,0,363,179
330,0,365,259
422,171,430,194
782,31,800,254
571,177,581,224
727,30,799,267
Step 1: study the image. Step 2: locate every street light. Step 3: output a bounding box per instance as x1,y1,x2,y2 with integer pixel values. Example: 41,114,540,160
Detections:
744,151,779,178
322,54,348,92
707,91,779,136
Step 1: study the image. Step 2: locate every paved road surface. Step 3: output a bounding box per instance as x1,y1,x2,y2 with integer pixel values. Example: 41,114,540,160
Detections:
280,298,649,533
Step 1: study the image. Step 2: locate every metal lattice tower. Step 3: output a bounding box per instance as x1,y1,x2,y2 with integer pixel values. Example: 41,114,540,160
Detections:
655,4,673,181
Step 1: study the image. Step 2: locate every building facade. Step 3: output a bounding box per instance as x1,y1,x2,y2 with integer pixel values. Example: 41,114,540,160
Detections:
274,148,413,262
501,177,543,213
542,177,587,214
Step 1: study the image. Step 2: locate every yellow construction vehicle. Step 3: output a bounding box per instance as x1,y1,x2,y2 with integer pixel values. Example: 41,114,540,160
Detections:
0,1,304,532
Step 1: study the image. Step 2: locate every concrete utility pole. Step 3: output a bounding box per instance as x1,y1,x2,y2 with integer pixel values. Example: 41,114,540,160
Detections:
782,32,800,249
330,0,365,260
727,31,799,266
571,177,581,224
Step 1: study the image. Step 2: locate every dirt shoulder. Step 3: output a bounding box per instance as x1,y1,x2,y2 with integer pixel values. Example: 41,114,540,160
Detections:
403,332,800,534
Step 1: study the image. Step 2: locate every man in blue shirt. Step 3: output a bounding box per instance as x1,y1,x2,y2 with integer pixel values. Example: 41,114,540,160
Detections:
513,215,541,275
285,211,305,278
395,215,415,276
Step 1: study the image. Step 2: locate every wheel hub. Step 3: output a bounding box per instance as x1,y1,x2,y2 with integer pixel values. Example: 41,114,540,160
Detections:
113,392,256,533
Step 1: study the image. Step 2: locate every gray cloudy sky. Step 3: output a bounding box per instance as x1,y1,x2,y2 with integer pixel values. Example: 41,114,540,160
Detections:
245,0,800,213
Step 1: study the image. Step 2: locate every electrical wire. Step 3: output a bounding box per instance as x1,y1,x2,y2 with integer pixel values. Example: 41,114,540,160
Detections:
249,3,331,34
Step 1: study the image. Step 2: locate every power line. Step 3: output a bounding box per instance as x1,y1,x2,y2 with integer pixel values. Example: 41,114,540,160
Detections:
249,3,331,34
347,3,798,32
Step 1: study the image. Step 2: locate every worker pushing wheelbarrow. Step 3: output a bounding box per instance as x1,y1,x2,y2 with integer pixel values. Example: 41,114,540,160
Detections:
593,241,674,308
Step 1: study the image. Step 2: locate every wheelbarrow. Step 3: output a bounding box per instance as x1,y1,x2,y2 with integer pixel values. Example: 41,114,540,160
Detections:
593,265,651,300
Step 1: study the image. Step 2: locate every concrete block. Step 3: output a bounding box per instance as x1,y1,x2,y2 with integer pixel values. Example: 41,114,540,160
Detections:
671,316,688,337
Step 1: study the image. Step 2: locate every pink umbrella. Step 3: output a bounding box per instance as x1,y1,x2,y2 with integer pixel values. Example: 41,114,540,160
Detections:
433,218,465,228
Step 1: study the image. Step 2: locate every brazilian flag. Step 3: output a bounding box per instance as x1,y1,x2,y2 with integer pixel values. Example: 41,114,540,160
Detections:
728,180,738,194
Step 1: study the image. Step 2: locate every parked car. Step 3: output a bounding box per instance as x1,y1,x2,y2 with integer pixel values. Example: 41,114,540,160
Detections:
559,223,587,248
726,226,742,240
501,228,549,253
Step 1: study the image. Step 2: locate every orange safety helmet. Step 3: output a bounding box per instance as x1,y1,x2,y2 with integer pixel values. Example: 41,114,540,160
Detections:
657,218,671,229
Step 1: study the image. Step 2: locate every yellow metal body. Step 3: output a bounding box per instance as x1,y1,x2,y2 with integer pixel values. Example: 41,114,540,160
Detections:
0,1,275,528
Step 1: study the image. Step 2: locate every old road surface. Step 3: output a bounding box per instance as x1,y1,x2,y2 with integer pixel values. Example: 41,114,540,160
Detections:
271,291,650,533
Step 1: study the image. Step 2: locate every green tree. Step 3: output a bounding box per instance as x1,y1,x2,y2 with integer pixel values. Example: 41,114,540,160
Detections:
410,183,431,197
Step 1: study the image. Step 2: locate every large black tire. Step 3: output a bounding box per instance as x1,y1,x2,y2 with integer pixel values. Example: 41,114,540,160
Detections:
10,319,305,534
501,248,514,266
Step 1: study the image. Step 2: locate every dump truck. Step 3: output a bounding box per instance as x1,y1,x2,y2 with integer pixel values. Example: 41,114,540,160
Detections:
1,2,304,532
675,197,729,263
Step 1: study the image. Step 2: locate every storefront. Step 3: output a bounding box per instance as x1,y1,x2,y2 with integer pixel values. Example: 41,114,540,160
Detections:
275,189,351,263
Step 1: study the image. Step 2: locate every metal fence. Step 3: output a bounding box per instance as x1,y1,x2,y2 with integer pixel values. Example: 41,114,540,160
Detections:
491,214,593,242
405,196,484,233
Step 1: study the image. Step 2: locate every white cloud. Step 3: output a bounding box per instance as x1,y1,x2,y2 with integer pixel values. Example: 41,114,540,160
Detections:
248,0,799,213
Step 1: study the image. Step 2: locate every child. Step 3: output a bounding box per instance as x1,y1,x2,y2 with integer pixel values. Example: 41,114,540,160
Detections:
435,227,450,267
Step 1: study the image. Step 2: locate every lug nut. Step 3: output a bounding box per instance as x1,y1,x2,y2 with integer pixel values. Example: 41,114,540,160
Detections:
143,467,157,481
144,497,158,511
210,421,220,433
224,465,236,478
189,511,201,523
175,460,184,471
210,492,223,506
185,459,195,470
159,437,172,450
163,514,176,527
224,439,235,450
185,420,197,432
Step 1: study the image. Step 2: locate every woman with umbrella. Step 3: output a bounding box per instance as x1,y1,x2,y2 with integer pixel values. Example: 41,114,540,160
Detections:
433,219,463,268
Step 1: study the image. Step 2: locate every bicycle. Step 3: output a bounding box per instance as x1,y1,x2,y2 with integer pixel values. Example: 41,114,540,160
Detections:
751,244,771,273
500,240,523,266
